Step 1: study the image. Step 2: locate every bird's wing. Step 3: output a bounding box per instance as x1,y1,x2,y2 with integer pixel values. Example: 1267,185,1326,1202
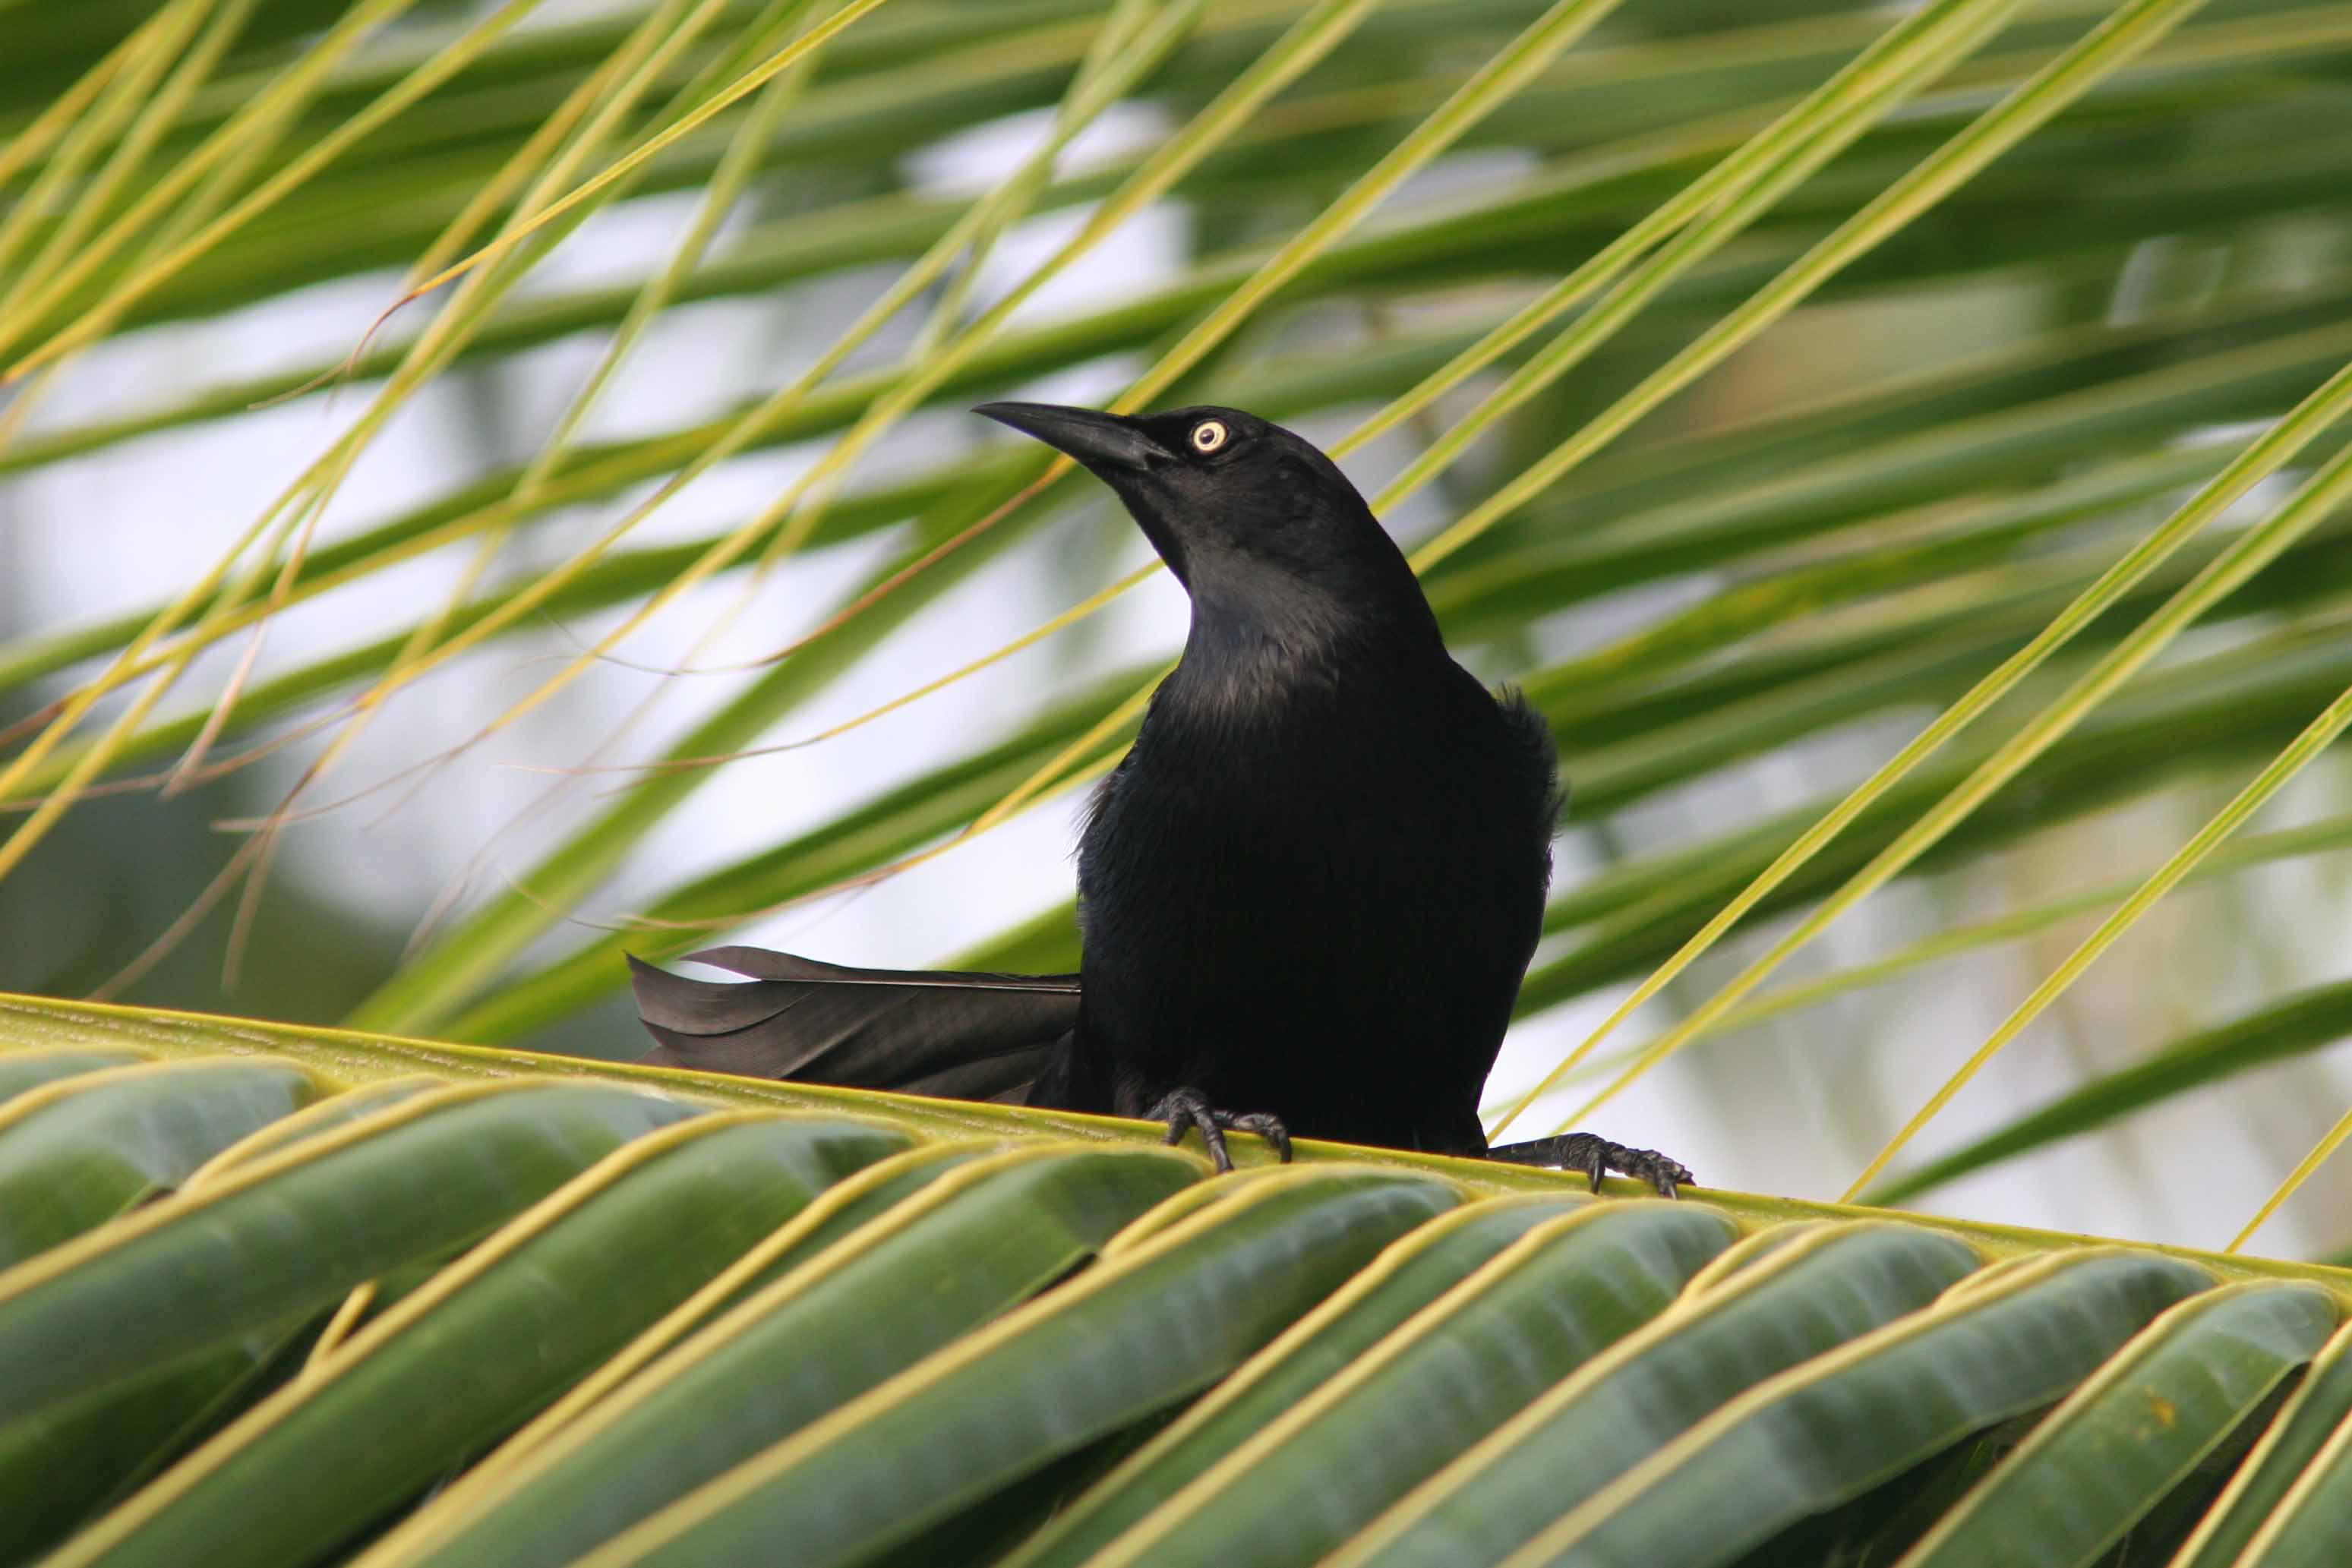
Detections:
1496,684,1567,841
628,947,1080,1104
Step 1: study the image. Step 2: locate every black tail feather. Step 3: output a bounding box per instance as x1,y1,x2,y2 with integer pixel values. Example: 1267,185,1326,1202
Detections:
629,946,1080,1105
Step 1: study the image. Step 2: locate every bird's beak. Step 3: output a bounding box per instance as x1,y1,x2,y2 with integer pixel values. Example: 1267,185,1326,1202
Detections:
974,401,1170,473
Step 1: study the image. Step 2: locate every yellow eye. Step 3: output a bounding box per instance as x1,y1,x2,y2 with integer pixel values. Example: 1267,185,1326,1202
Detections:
1190,419,1229,453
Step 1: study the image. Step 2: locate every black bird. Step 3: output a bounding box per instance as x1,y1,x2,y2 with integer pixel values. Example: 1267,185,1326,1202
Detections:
631,402,1691,1194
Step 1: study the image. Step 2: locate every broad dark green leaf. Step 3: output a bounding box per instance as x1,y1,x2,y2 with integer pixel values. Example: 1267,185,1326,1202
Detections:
1007,1194,1598,1567
581,1167,1463,1568
363,1141,1205,1568
185,1077,447,1185
1060,1198,1741,1567
2170,1317,2352,1567
0,1312,320,1566
1895,1281,2337,1566
0,1058,318,1267
0,1048,147,1104
1328,1220,1986,1567
1496,1249,2215,1568
45,1112,908,1568
0,1081,697,1427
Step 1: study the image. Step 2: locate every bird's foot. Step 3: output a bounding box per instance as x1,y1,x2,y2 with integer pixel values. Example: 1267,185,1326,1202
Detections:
1148,1087,1292,1174
1487,1132,1693,1198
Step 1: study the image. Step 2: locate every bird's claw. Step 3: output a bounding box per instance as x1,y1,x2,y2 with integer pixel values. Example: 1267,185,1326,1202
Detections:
1148,1087,1291,1173
1487,1132,1694,1198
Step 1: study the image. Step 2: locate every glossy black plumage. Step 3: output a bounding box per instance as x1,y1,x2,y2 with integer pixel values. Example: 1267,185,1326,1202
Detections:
628,948,1075,1102
630,402,1690,1193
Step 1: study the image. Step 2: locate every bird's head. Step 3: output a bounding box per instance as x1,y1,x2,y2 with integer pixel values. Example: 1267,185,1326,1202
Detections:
974,400,1435,651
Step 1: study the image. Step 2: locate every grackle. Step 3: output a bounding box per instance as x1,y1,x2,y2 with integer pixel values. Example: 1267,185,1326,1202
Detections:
631,402,1691,1194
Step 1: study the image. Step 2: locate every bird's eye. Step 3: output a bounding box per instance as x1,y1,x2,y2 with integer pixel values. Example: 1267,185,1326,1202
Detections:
1189,420,1229,453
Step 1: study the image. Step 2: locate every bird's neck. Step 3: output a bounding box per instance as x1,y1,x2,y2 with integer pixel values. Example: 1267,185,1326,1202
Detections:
1172,572,1448,721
